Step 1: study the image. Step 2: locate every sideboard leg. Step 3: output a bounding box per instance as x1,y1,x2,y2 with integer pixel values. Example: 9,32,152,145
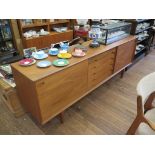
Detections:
125,67,128,71
120,69,125,78
59,112,64,124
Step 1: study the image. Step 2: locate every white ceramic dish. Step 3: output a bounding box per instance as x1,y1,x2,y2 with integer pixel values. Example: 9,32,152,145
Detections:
37,60,52,68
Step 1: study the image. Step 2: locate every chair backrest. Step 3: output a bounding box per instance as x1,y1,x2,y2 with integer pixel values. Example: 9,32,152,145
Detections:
137,72,155,107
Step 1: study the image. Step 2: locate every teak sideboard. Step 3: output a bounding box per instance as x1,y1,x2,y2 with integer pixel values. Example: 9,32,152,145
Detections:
11,36,136,124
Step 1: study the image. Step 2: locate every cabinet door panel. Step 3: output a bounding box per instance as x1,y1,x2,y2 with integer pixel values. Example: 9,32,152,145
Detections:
36,61,88,123
114,39,136,72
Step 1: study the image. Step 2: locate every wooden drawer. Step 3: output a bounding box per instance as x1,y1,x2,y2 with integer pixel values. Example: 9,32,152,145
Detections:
89,69,113,88
89,58,114,72
36,60,88,123
88,64,113,89
88,48,116,89
89,48,116,64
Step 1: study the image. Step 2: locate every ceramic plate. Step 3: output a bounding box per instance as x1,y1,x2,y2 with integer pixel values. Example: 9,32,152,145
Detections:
57,53,72,59
72,52,86,57
52,59,69,67
19,58,35,66
33,53,48,60
37,60,52,68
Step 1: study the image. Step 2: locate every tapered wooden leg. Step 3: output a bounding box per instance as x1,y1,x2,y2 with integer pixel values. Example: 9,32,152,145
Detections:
127,116,142,135
120,69,125,78
59,112,64,124
125,67,128,72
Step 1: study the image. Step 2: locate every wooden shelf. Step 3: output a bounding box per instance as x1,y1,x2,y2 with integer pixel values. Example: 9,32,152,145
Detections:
22,23,48,29
24,30,73,40
18,19,73,49
50,20,69,25
50,30,72,35
22,30,73,49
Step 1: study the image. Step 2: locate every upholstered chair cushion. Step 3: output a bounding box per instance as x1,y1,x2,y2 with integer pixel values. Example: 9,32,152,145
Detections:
137,72,155,106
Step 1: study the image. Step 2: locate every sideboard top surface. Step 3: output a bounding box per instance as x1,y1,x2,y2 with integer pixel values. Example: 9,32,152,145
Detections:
11,35,136,82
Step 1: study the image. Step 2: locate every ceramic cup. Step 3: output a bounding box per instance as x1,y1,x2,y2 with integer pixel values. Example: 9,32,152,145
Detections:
49,48,59,55
36,51,45,58
74,49,83,55
60,43,69,51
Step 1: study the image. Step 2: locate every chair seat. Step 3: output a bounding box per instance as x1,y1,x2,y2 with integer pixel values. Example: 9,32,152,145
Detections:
136,108,155,135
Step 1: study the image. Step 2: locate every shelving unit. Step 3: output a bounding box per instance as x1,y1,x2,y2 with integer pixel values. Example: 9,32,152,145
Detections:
125,19,154,60
0,19,18,64
17,19,73,49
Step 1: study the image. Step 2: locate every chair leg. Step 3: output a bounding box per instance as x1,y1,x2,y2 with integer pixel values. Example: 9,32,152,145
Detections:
126,116,142,135
59,112,64,124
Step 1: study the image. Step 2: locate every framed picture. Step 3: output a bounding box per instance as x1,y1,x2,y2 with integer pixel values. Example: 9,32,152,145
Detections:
23,47,37,58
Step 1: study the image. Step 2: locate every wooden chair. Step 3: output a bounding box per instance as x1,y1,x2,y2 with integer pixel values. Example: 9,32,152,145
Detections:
127,72,155,135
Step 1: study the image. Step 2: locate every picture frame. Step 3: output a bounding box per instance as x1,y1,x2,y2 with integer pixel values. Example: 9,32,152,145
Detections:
23,47,37,58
